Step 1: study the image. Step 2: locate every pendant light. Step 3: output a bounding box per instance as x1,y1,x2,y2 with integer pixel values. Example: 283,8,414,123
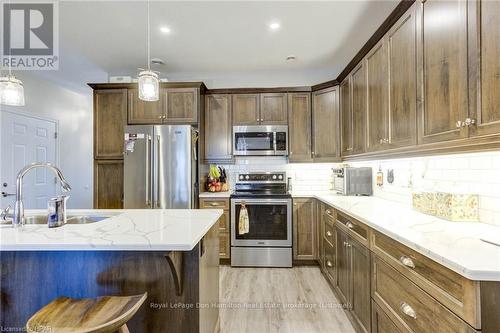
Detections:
0,0,25,106
138,0,159,102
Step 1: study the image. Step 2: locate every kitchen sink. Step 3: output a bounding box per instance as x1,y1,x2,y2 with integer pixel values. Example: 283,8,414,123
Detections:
1,214,114,225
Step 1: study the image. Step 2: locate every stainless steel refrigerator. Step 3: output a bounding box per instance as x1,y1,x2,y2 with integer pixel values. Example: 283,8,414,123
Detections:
123,125,198,209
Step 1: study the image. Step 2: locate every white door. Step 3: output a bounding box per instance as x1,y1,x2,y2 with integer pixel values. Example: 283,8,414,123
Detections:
0,110,57,210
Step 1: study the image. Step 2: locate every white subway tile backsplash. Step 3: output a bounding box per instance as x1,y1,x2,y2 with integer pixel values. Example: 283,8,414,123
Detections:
213,151,500,226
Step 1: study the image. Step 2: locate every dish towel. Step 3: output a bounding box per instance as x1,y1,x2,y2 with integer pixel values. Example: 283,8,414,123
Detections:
238,203,249,235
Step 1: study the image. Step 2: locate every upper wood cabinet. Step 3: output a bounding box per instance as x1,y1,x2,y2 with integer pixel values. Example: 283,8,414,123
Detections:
162,88,199,124
232,94,260,125
260,93,288,124
312,86,340,162
351,64,367,154
366,40,389,152
387,4,417,149
417,0,469,144
94,89,127,159
128,89,163,124
204,95,233,162
232,93,287,125
468,0,500,137
293,198,317,261
288,93,313,162
340,77,353,156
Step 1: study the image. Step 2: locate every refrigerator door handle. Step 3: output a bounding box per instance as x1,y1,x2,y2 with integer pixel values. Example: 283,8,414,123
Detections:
154,134,161,208
145,135,152,208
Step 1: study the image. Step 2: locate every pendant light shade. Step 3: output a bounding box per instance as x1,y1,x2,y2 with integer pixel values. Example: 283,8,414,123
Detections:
0,75,25,106
138,70,159,101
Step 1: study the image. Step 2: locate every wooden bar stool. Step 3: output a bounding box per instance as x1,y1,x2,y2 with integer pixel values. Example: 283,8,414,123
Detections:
26,293,147,333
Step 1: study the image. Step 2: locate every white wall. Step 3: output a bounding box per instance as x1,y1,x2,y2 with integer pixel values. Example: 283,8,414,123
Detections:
0,72,94,208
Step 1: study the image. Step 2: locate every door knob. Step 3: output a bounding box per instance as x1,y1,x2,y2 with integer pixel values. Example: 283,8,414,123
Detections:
1,192,15,198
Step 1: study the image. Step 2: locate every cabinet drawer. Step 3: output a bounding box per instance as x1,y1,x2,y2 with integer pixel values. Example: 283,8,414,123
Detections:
372,301,404,333
371,231,480,328
219,232,230,259
218,210,229,232
200,199,229,209
324,205,335,220
323,220,335,247
336,212,369,246
372,256,476,333
323,239,336,285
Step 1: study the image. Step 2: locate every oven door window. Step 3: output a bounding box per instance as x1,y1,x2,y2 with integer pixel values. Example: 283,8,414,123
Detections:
234,202,288,241
234,132,274,152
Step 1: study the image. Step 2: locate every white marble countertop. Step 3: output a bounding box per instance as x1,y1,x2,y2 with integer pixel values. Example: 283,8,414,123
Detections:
199,191,232,198
292,191,500,281
0,209,223,251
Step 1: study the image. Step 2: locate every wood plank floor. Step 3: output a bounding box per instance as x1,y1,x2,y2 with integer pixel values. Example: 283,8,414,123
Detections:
219,266,355,333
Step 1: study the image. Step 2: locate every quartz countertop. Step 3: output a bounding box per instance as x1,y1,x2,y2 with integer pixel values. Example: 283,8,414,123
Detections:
0,209,223,251
292,191,500,281
199,191,232,198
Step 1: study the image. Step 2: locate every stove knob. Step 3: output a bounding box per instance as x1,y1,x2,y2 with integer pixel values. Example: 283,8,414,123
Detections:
245,175,250,180
272,175,277,180
239,175,244,180
278,175,283,180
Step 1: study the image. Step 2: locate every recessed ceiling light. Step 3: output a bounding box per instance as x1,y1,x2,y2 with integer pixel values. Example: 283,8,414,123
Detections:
269,22,280,31
160,26,171,34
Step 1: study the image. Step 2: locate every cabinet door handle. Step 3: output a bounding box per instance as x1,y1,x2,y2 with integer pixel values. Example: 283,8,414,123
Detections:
456,120,465,128
400,302,417,319
326,231,332,237
465,118,476,126
343,241,348,247
346,222,354,229
399,255,415,269
210,202,220,207
325,209,331,215
326,261,333,267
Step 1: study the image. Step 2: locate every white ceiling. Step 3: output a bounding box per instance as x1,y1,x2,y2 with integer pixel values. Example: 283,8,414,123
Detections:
56,0,399,89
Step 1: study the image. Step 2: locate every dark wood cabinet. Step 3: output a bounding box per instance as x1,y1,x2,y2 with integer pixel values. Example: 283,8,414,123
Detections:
417,0,469,144
340,77,353,156
468,0,500,138
312,86,340,162
336,227,350,306
94,159,123,209
200,198,230,260
94,89,127,159
350,237,371,333
372,301,402,333
127,89,162,124
260,93,288,124
351,64,367,155
232,94,260,125
204,95,233,162
162,88,199,124
293,198,317,261
387,4,418,149
288,93,313,162
366,40,389,152
335,226,371,333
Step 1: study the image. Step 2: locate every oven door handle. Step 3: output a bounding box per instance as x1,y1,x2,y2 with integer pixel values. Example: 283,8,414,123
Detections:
232,199,291,205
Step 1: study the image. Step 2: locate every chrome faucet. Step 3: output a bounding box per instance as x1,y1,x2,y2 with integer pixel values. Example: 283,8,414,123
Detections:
8,163,72,227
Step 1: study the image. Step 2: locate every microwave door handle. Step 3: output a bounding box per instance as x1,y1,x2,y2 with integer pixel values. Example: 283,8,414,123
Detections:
273,132,277,154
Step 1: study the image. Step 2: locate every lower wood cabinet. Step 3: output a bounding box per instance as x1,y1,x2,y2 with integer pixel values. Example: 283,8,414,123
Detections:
335,226,371,333
371,301,402,333
94,160,123,209
293,198,317,261
200,198,230,260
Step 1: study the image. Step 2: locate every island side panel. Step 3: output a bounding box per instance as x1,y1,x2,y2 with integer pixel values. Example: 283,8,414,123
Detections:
0,249,202,333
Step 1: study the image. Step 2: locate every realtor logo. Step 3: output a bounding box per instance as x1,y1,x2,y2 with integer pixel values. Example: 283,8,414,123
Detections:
1,1,59,70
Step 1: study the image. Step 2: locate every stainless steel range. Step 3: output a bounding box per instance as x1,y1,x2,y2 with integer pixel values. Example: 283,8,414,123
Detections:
230,172,292,267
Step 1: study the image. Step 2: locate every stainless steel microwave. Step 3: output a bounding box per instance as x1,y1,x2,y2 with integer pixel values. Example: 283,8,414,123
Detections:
333,167,373,196
233,125,288,156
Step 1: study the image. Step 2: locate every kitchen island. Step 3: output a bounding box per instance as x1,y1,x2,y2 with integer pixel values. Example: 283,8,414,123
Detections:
0,209,223,333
